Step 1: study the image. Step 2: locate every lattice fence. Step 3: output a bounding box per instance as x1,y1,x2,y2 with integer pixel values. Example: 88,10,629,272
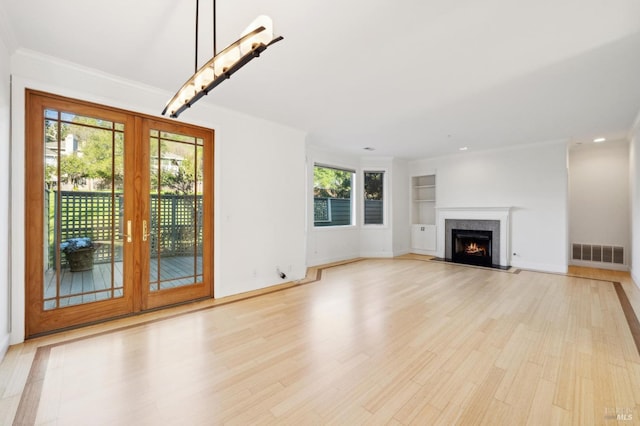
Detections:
47,190,203,266
149,194,204,257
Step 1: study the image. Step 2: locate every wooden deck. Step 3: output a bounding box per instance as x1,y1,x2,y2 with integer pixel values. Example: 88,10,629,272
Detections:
43,256,202,309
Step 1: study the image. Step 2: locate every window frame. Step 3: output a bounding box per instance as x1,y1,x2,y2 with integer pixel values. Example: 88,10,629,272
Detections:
362,169,386,227
313,163,356,228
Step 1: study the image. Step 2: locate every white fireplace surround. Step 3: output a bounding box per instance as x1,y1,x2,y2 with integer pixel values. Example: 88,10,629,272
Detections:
436,207,512,267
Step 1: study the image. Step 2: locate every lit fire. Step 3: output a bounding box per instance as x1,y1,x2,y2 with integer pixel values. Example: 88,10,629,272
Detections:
465,242,487,256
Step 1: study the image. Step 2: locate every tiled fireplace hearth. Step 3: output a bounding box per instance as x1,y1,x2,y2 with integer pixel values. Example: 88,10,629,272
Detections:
436,207,511,268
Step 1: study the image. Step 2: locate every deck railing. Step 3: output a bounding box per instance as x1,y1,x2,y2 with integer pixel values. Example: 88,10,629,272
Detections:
313,197,383,226
46,190,203,267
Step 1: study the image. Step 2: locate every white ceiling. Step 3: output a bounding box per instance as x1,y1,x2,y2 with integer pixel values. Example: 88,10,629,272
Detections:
2,0,640,159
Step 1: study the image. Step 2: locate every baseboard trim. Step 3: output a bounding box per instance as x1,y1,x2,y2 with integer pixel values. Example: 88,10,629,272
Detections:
569,259,629,272
632,268,640,290
308,254,360,267
359,251,394,258
409,249,438,257
510,260,567,274
0,332,9,363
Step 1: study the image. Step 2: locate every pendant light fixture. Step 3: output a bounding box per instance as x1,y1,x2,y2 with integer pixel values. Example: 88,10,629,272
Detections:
162,0,283,118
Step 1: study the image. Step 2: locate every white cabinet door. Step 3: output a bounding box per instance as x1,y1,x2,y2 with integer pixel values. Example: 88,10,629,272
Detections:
411,224,436,251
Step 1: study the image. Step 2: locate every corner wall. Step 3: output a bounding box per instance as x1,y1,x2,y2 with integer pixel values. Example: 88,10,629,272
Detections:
0,25,11,359
631,115,640,286
306,146,361,265
305,147,411,266
359,157,394,258
10,49,307,343
392,158,410,255
409,141,569,273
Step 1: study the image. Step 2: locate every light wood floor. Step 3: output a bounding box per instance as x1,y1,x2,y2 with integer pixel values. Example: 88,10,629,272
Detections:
2,258,640,425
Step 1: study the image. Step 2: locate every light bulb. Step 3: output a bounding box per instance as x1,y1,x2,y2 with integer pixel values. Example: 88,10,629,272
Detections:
240,15,273,55
194,67,215,91
214,47,241,76
178,84,197,105
167,99,183,116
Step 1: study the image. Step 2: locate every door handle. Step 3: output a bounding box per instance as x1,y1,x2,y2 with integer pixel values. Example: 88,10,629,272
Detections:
143,220,149,242
125,220,132,243
117,220,132,242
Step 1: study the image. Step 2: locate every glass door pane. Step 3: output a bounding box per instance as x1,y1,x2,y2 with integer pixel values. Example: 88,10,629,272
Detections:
43,109,125,310
148,130,204,292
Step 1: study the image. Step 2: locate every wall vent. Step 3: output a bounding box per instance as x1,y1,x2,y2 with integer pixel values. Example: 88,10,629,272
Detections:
572,244,624,264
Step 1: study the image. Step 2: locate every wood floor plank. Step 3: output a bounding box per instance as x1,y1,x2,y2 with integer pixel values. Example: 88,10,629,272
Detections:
456,366,506,425
525,378,556,426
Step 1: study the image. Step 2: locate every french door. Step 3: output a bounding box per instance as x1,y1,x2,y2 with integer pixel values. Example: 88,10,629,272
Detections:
141,119,212,310
25,90,213,337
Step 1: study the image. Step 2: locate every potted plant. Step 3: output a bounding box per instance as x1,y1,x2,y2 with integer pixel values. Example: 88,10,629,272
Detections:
61,237,95,272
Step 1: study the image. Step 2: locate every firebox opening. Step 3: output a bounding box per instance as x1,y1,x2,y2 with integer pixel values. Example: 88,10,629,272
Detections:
452,229,493,267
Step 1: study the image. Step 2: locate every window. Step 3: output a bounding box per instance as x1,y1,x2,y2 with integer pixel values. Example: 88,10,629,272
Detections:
313,165,354,226
364,171,384,225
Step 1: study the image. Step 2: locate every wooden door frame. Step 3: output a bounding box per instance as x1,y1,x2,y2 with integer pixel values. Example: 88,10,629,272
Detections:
25,90,215,337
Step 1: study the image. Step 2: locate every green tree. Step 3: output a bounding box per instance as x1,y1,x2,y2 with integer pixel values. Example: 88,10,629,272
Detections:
59,153,89,189
45,119,57,144
164,158,199,195
364,172,383,200
314,166,352,198
45,164,57,189
62,115,124,190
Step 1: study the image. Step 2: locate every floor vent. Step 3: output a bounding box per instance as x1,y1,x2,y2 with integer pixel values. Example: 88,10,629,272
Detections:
572,244,624,264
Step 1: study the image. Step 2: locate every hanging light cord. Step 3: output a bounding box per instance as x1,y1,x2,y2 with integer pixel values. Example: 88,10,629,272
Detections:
195,0,199,73
195,0,216,72
213,0,217,56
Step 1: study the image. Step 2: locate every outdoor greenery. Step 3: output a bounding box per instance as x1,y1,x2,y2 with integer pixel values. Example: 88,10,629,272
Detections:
45,115,124,190
45,111,205,269
364,171,383,200
313,166,352,198
46,112,202,195
59,153,89,188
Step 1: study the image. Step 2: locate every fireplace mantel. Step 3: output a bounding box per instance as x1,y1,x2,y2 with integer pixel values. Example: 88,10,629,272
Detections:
436,207,512,267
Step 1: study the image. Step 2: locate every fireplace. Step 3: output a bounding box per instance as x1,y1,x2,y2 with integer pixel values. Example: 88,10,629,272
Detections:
438,209,510,268
452,229,493,267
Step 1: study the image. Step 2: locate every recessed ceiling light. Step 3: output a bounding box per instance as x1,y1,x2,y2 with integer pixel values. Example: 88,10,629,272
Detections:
593,137,606,143
363,147,375,151
459,147,468,151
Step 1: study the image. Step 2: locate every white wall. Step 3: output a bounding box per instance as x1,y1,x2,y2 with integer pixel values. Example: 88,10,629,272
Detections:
215,118,307,297
9,49,307,343
630,115,640,286
569,140,630,269
392,158,411,255
306,145,361,265
409,141,569,273
359,157,393,258
0,28,11,360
